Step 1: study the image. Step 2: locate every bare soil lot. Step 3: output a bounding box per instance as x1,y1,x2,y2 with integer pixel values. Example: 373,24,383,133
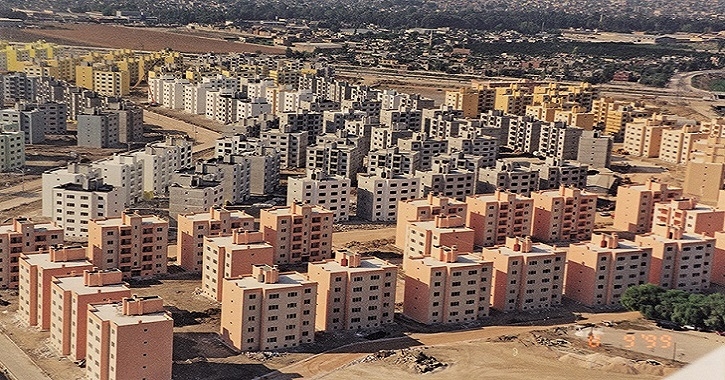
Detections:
0,24,285,54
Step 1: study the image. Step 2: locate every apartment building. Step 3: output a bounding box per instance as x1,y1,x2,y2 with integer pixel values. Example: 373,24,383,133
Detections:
379,107,422,130
566,233,652,307
403,215,475,268
577,130,613,168
397,133,448,171
395,194,467,249
530,158,588,190
531,186,597,242
51,178,123,240
623,114,696,157
260,128,308,169
0,123,24,171
477,159,540,196
308,250,397,331
481,236,566,312
220,265,317,351
2,72,37,103
369,124,414,151
592,98,658,139
659,125,708,164
712,231,725,285
652,198,725,237
18,245,93,330
635,224,714,292
177,207,255,272
259,202,334,265
131,135,193,197
417,161,476,201
356,171,421,222
195,158,252,205
107,100,143,144
447,129,498,168
77,109,120,148
168,173,224,219
306,139,365,181
50,269,131,361
366,146,418,176
87,211,169,279
287,171,351,222
403,245,493,324
91,153,144,207
465,190,533,247
538,123,583,160
683,136,725,204
86,296,173,380
0,102,45,144
613,179,683,234
202,230,275,301
505,115,542,154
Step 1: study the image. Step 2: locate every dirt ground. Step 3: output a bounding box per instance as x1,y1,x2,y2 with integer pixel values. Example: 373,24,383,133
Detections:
0,24,285,54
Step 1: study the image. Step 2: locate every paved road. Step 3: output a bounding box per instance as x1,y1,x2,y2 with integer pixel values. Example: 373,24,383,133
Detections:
0,332,51,380
261,311,640,380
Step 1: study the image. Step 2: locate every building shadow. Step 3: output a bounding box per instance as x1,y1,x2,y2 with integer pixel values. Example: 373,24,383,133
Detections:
172,361,278,380
174,332,238,360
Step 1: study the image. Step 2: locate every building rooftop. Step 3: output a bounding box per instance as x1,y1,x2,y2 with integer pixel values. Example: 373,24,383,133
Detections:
22,253,92,270
492,243,565,257
409,220,472,234
180,209,252,222
226,272,314,291
91,215,166,227
205,234,272,250
416,252,487,268
310,256,396,273
89,302,172,326
53,275,129,295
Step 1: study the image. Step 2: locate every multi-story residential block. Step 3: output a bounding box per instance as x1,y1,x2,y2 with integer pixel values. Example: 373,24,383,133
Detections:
287,171,351,222
366,146,418,176
35,101,68,134
623,114,696,158
86,296,173,380
356,171,421,222
220,265,317,351
379,107,422,130
397,133,448,171
168,173,224,219
403,245,492,324
421,106,465,139
613,179,683,234
370,124,413,151
2,72,37,103
477,159,540,196
202,230,275,301
308,250,397,331
131,135,193,197
465,190,533,247
1,102,45,144
306,138,364,180
538,122,583,160
91,153,144,207
506,115,542,154
417,161,476,201
592,98,658,140
50,269,131,361
659,125,708,164
635,224,714,292
51,178,123,240
530,157,588,190
107,100,143,144
652,198,725,237
683,135,725,204
0,123,24,171
712,231,725,285
577,130,612,168
566,233,651,307
403,215,475,268
448,128,498,168
177,207,254,272
395,194,467,249
481,236,566,312
195,157,251,205
18,245,93,330
260,202,334,265
531,186,597,242
87,211,168,279
77,109,119,148
261,128,308,169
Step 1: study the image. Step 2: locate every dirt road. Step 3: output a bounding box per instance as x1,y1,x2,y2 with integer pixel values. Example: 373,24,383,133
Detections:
0,331,52,380
143,110,221,153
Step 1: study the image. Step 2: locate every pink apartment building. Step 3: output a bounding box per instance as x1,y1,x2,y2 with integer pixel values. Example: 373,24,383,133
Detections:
177,207,254,272
402,214,475,270
652,198,725,237
531,186,597,243
86,296,173,380
260,202,333,265
465,190,533,247
18,245,94,329
395,194,467,249
0,217,64,288
613,179,682,234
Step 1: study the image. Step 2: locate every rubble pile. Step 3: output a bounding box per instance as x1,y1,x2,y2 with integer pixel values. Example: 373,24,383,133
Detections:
245,351,286,361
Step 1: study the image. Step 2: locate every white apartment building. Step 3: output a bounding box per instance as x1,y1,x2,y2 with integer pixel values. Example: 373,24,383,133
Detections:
261,128,308,169
51,178,123,240
91,153,144,207
530,157,588,190
0,123,24,171
236,99,272,119
379,107,422,130
287,171,351,222
366,146,419,176
357,171,420,222
215,134,262,157
131,136,193,197
162,77,189,109
448,129,498,168
538,123,583,160
478,159,540,196
417,162,476,201
370,124,414,151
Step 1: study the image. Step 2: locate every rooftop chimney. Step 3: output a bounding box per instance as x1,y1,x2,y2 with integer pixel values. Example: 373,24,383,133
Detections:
122,295,165,316
252,264,279,284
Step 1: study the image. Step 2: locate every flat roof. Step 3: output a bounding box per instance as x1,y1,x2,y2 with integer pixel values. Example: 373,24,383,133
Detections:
403,197,465,207
181,209,252,222
574,240,646,254
492,243,566,257
89,303,172,326
23,253,92,269
205,235,272,250
92,215,166,226
263,205,330,216
417,252,488,268
309,257,396,273
409,220,472,234
53,276,129,295
639,232,714,244
227,272,313,291
0,222,62,234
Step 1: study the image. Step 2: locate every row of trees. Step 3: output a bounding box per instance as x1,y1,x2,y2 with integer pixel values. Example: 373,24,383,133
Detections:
621,284,725,331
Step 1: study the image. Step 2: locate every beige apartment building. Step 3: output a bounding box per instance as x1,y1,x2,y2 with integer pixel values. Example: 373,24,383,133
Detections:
0,217,64,289
591,98,659,138
566,233,651,307
86,296,173,380
652,198,725,237
531,186,597,243
87,211,169,279
177,207,254,272
635,224,714,292
613,179,683,234
18,245,93,329
220,265,317,351
622,115,679,157
202,230,275,301
683,135,725,204
307,250,397,331
713,231,725,285
260,202,334,265
465,190,533,247
403,245,492,324
395,194,467,250
50,269,131,361
482,237,566,312
403,215,475,269
658,125,708,164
